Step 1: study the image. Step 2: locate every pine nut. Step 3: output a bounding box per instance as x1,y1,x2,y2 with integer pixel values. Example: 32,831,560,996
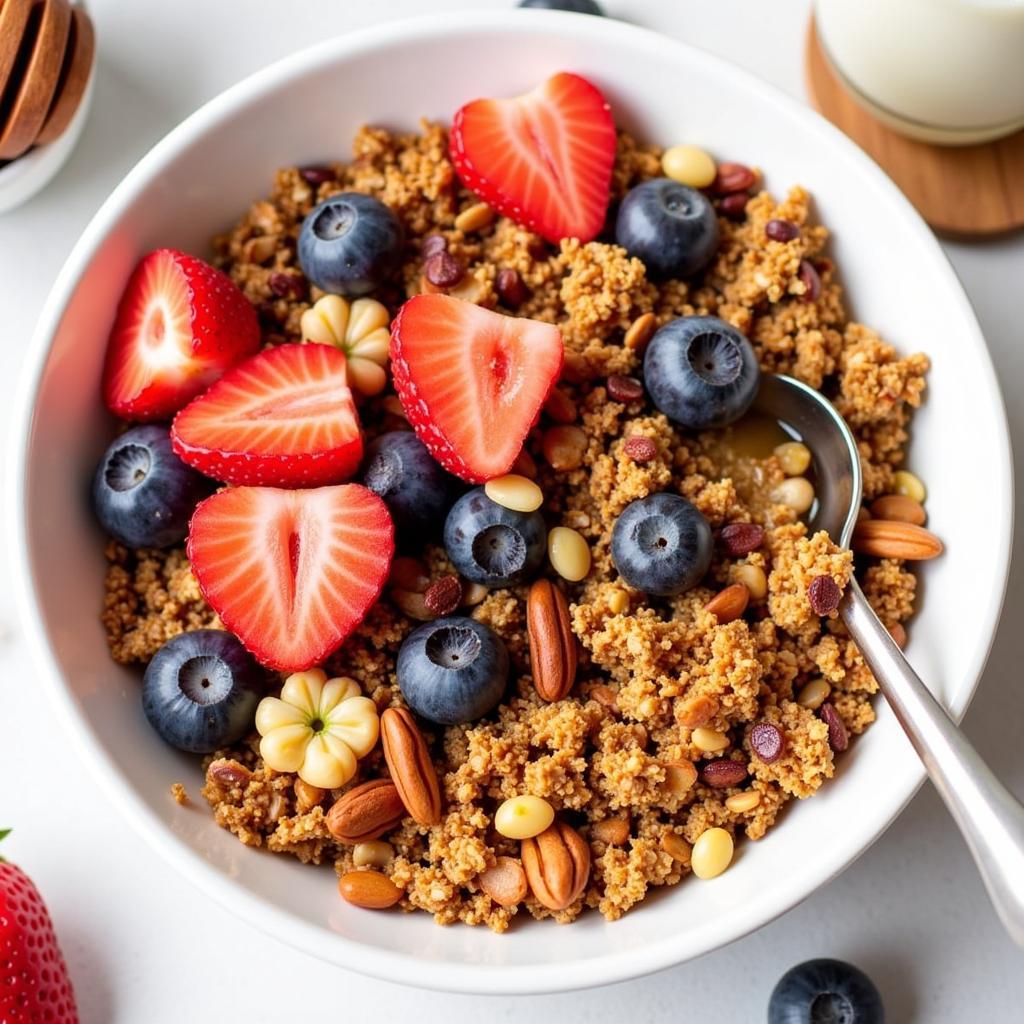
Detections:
494,795,554,840
485,474,544,513
774,441,811,476
893,470,926,503
797,678,831,710
542,425,588,471
771,477,815,514
548,526,591,582
733,564,768,601
691,827,734,879
661,144,717,188
692,726,729,753
353,840,394,869
454,201,494,233
607,588,629,615
624,312,658,353
725,791,761,813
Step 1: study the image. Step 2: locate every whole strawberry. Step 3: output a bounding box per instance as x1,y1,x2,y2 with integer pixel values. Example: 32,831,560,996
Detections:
0,831,78,1024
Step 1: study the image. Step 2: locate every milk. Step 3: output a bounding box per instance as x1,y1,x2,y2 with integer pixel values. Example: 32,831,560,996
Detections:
815,0,1024,144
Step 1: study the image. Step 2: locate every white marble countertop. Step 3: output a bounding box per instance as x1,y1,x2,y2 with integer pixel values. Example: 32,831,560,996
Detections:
1,1,1021,1020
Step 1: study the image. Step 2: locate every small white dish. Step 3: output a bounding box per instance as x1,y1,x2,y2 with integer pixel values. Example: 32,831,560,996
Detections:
7,9,1014,996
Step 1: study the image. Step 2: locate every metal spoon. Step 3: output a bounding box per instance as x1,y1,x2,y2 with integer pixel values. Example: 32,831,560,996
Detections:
753,373,1024,947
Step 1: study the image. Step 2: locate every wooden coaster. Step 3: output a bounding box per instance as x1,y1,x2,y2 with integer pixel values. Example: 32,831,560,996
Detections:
0,0,71,160
805,18,1024,237
0,0,35,99
35,6,94,146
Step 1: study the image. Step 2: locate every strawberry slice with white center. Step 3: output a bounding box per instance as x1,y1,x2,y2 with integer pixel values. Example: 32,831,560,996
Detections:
171,343,363,487
450,71,616,244
390,294,563,482
102,248,261,421
187,484,394,672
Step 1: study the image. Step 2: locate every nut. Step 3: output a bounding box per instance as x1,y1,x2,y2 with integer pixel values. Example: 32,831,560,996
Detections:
294,778,325,812
661,832,692,865
624,312,657,352
750,721,785,763
765,218,800,242
712,161,756,195
423,575,462,617
421,234,447,258
677,693,719,729
820,702,849,752
242,234,278,265
591,818,630,846
206,758,251,788
807,575,842,616
797,259,821,302
389,556,430,593
699,758,748,788
852,520,943,560
477,856,528,907
454,201,495,233
391,587,434,621
591,684,618,711
521,821,591,911
719,522,764,557
527,579,578,702
338,870,403,909
663,759,698,797
704,583,750,624
496,267,530,308
543,425,588,471
869,494,926,526
380,707,442,826
719,191,749,220
606,375,644,403
544,388,577,424
623,435,657,463
424,251,464,288
326,779,406,844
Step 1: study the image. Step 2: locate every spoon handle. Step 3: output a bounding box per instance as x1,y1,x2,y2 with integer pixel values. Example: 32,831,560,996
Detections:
842,579,1024,946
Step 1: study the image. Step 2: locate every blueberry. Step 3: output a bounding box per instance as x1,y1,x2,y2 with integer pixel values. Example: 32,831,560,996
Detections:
518,0,604,13
768,959,885,1024
396,616,508,725
361,432,448,535
92,424,207,548
643,315,760,430
142,630,264,753
298,192,404,297
611,493,712,596
443,487,546,587
615,178,719,280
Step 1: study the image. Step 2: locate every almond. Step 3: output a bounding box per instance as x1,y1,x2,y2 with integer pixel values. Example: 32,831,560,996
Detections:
521,821,591,911
852,519,943,560
527,579,578,702
338,870,403,909
869,494,926,526
677,693,719,729
478,856,528,907
326,779,406,844
704,582,750,623
591,818,630,846
380,707,442,826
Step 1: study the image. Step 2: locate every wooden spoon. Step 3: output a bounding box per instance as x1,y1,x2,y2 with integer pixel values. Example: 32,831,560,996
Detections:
0,0,71,160
0,0,35,100
35,6,94,146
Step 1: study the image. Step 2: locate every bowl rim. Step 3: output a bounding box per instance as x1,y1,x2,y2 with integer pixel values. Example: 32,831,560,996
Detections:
7,9,1014,995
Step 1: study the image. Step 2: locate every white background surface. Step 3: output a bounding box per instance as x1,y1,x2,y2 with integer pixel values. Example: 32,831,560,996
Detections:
1,1,1021,1020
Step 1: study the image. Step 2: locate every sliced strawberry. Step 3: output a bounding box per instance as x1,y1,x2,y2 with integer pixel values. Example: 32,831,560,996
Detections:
390,294,563,482
102,248,260,420
171,343,362,487
187,484,394,672
450,71,616,245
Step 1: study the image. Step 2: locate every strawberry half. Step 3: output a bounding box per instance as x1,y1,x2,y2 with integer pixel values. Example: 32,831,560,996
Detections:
171,343,362,487
102,248,260,420
450,71,616,244
390,294,563,482
187,484,394,672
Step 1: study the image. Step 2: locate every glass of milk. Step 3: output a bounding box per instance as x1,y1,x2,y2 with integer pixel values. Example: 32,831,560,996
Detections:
814,0,1024,144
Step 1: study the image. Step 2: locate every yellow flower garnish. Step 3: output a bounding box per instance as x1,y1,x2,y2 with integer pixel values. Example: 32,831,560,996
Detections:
300,294,390,396
255,669,379,789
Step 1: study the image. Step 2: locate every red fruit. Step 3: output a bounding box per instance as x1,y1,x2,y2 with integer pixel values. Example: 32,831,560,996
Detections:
0,832,79,1024
389,294,563,482
187,484,394,672
450,71,616,244
171,343,362,487
102,248,260,420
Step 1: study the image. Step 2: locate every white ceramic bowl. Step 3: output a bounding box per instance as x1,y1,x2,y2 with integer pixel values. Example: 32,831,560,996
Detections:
8,10,1013,995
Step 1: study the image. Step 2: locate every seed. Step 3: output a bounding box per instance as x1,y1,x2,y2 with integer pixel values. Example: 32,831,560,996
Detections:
700,759,748,788
705,582,750,624
294,778,325,811
206,758,251,788
797,259,821,302
664,760,698,796
807,575,842,616
299,165,336,185
796,678,831,710
391,588,434,621
421,233,447,258
606,374,644,403
750,721,785,763
623,435,657,463
607,589,629,615
353,840,394,869
661,144,717,188
691,827,734,879
661,832,693,865
678,693,718,728
713,162,756,195
544,388,577,423
692,726,729,753
772,476,815,514
893,470,926,503
548,526,591,582
870,494,926,526
733,564,768,601
454,201,495,233
720,192,750,220
765,218,800,242
457,581,488,608
478,856,528,907
725,791,761,813
424,252,464,288
542,425,588,470
889,622,908,649
484,474,543,513
424,575,462,617
494,795,554,840
496,267,530,308
592,818,630,846
720,522,765,557
268,272,306,299
820,702,849,752
338,870,402,909
624,311,658,352
774,441,811,476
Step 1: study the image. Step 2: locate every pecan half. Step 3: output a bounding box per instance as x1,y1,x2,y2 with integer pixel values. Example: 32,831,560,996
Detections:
527,579,578,702
521,821,591,912
380,707,442,826
326,779,406,844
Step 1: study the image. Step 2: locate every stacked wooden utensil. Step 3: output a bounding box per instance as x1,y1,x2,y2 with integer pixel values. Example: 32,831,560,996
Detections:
0,0,95,164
